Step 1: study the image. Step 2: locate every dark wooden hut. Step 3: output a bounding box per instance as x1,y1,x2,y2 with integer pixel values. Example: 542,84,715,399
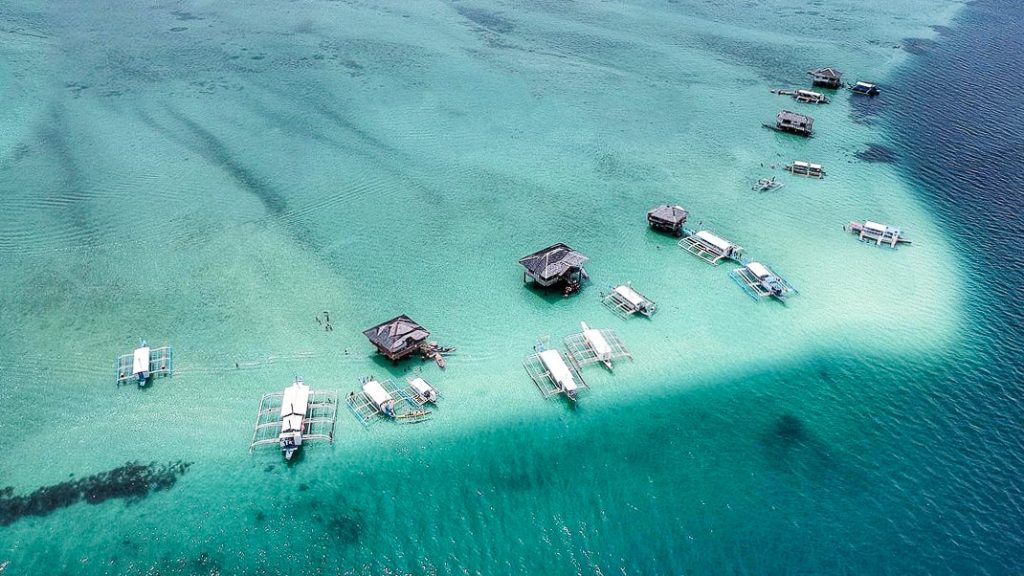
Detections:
363,315,430,362
518,243,589,295
647,204,689,236
773,110,814,137
808,67,843,89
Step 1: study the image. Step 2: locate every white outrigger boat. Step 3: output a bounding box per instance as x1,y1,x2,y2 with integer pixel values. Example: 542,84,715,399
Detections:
601,282,657,318
115,341,172,387
346,376,431,426
249,377,338,460
730,261,797,302
679,230,744,265
564,322,633,370
523,340,586,401
845,220,911,248
405,375,439,405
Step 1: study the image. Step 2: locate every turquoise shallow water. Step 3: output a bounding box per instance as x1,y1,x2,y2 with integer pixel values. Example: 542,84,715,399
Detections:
4,0,1023,573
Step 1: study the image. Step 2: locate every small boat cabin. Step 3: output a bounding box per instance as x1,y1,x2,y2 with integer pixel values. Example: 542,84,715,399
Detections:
794,89,829,104
770,110,814,137
518,243,589,295
808,67,843,89
602,282,657,318
731,261,797,302
363,315,430,363
784,161,825,178
647,204,689,236
679,230,743,265
845,220,911,247
850,81,880,96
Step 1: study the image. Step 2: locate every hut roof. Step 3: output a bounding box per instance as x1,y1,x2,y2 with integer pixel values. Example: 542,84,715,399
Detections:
518,243,588,282
808,67,842,79
362,315,430,354
778,110,814,125
647,204,688,225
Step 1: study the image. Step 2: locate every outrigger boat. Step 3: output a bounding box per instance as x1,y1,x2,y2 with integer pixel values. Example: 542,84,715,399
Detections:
752,177,784,192
601,282,657,318
845,220,911,248
346,376,431,426
849,81,880,96
405,374,440,405
563,322,633,371
679,230,743,265
249,377,338,460
523,339,587,402
730,261,797,302
115,341,172,387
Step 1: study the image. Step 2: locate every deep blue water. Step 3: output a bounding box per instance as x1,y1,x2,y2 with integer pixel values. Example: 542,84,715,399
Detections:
859,0,1024,570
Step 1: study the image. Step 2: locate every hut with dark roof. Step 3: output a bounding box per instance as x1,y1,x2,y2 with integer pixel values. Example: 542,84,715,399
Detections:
771,110,814,137
808,67,843,89
363,315,430,362
647,204,689,237
518,243,589,295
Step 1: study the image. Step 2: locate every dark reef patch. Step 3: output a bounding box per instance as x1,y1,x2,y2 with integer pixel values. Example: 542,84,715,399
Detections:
902,37,939,55
855,143,899,163
454,6,515,34
0,461,191,526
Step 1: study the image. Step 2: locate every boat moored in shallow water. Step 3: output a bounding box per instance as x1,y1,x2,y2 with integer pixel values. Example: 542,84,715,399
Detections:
731,261,797,302
845,220,911,247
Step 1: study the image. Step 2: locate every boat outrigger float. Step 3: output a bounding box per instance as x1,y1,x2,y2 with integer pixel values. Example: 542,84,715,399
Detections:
249,377,338,460
115,341,172,387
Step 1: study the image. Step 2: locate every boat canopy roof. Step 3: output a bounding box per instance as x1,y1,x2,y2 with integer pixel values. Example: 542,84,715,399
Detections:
809,163,823,170
518,243,589,281
363,315,430,354
746,261,772,278
695,230,734,252
363,380,392,407
538,349,576,392
280,381,311,431
613,284,646,307
408,377,432,396
855,81,877,88
132,346,150,375
794,160,809,167
864,220,890,233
